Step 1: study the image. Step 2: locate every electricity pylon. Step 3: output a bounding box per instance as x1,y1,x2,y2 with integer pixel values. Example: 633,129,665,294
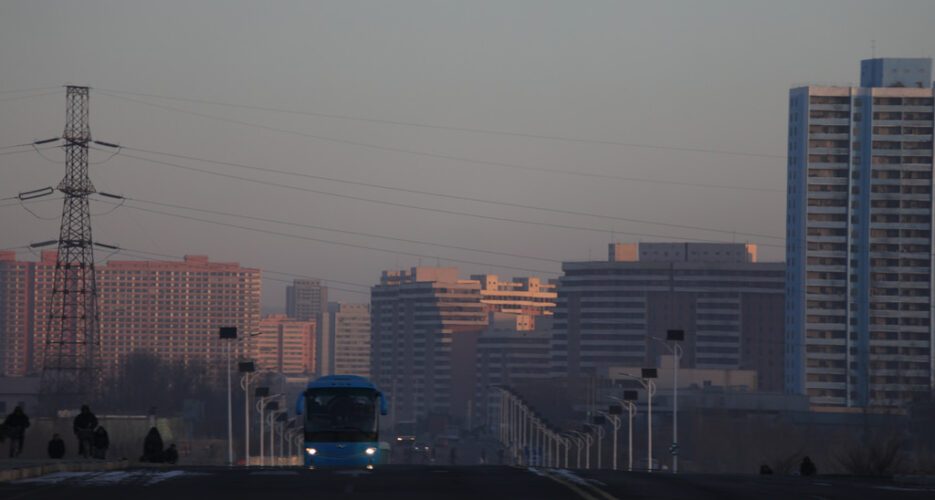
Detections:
40,85,100,409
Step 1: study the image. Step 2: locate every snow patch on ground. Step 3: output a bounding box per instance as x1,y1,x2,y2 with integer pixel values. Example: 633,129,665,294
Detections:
12,469,206,487
13,471,91,485
145,470,199,485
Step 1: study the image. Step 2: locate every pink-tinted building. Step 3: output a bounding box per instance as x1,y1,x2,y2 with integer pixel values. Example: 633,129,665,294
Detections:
256,314,316,375
0,251,35,377
1,252,263,381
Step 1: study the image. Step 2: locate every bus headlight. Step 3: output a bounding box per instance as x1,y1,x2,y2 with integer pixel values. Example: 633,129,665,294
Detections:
306,448,317,456
365,447,377,456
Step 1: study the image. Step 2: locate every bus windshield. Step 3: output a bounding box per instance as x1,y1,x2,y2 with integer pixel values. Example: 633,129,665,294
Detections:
304,387,378,442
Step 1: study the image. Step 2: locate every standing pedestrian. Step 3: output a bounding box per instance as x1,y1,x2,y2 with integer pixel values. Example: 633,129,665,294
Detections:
800,456,817,477
3,406,30,458
72,405,98,458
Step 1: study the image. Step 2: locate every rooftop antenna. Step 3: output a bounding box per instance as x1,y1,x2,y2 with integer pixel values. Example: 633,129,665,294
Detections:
871,40,876,59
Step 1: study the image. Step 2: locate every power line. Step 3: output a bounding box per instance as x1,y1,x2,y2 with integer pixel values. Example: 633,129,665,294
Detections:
110,247,371,295
95,87,786,160
0,89,63,104
120,145,785,240
0,145,60,157
106,148,784,246
94,90,781,191
0,86,62,94
95,199,562,276
112,196,563,264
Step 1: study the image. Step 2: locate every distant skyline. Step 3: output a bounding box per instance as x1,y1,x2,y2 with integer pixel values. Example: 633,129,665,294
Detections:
2,1,934,310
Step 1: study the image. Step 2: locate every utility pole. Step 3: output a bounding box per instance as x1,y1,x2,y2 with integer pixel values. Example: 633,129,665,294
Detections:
41,86,99,409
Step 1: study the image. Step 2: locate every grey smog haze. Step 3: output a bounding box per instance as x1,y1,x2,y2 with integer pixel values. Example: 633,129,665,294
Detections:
1,1,934,310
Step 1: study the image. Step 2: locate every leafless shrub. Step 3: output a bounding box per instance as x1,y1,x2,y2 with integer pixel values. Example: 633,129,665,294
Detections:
835,432,905,476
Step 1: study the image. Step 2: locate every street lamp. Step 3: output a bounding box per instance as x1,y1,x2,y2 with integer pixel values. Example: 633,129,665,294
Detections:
275,412,288,465
255,390,281,467
590,415,609,470
613,386,645,471
268,409,284,465
239,361,257,466
598,408,622,471
634,369,657,472
568,430,586,469
219,326,237,466
654,329,684,474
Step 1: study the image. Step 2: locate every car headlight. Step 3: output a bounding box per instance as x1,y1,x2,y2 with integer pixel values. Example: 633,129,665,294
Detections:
365,447,377,456
306,448,317,455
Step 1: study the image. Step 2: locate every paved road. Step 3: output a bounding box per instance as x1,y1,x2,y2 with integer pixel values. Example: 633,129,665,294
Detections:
1,466,933,499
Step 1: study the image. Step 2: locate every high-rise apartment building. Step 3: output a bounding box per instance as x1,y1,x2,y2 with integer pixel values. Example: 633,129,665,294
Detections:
0,252,262,381
786,58,935,408
0,252,34,377
18,252,261,381
552,243,785,392
371,268,486,424
285,279,327,322
371,268,556,425
256,314,316,374
474,313,552,428
326,302,371,378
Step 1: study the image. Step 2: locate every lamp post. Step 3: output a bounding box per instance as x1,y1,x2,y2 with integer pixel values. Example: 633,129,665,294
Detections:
219,327,238,466
614,384,648,472
636,369,658,472
255,392,281,467
238,362,256,466
568,431,585,468
619,397,638,472
598,409,622,470
588,418,607,469
654,329,684,474
268,410,282,465
276,412,288,465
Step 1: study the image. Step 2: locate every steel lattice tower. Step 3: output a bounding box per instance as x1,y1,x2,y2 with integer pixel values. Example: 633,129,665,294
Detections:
42,86,100,404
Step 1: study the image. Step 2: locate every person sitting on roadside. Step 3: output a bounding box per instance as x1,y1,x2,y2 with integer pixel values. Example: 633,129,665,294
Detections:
92,426,109,459
165,443,179,464
48,433,66,459
140,426,165,462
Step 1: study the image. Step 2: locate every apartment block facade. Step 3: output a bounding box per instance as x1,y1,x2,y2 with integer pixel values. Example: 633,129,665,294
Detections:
0,252,34,377
286,279,327,322
552,243,785,392
371,268,556,425
0,251,262,381
786,58,935,407
326,302,372,378
256,314,316,374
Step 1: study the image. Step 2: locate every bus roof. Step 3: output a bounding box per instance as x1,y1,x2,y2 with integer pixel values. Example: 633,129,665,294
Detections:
306,375,378,390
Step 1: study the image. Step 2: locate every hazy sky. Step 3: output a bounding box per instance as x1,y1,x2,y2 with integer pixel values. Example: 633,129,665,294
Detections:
2,1,934,309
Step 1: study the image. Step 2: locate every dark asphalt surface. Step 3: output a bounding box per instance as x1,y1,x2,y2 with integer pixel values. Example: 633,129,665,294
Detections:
1,465,934,499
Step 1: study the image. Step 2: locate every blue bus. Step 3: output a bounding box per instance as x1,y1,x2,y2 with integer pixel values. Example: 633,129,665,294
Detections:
295,375,388,467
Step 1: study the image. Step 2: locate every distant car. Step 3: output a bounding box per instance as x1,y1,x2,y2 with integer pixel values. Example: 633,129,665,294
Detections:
395,435,416,443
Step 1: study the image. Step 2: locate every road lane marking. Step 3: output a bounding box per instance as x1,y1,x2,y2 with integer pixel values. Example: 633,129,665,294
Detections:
529,468,618,500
